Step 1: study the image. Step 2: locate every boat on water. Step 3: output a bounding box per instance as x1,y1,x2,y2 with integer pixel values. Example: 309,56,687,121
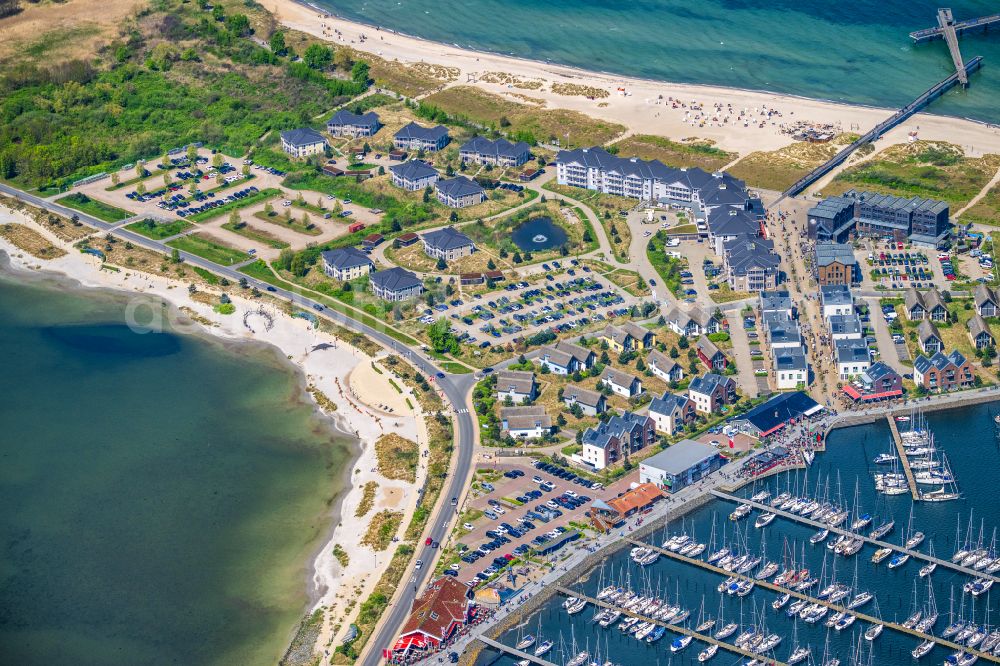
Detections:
670,635,692,653
515,634,535,650
873,453,896,464
534,639,553,656
756,561,779,579
917,561,936,577
872,547,893,564
755,512,777,528
848,591,873,610
943,620,966,638
870,520,895,540
773,592,790,610
564,598,588,614
912,640,935,658
964,578,994,597
906,531,926,549
887,552,910,569
915,470,955,485
707,547,729,564
864,623,884,641
922,488,961,501
646,625,666,644
788,646,811,664
750,490,770,503
729,504,752,521
696,618,716,633
810,529,829,544
698,643,718,662
851,513,872,530
566,651,589,666
771,491,792,507
714,622,738,640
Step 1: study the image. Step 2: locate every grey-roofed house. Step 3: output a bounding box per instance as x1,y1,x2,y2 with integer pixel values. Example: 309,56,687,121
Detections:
974,283,999,318
648,392,695,435
393,122,450,152
969,314,995,350
827,313,863,341
320,247,374,280
665,306,721,338
599,367,642,398
835,338,870,379
495,370,537,404
500,406,551,439
695,335,728,371
389,160,439,191
708,207,761,256
326,109,381,137
647,349,684,384
913,350,973,392
918,320,943,354
759,290,793,318
639,439,724,492
459,136,531,167
280,128,327,157
922,288,948,322
723,237,780,292
562,384,606,416
820,284,854,318
369,267,424,301
807,196,855,242
687,372,736,414
763,311,802,349
580,411,655,470
434,176,485,208
815,242,860,286
537,340,595,375
904,288,926,320
773,347,808,390
421,226,475,261
857,361,903,398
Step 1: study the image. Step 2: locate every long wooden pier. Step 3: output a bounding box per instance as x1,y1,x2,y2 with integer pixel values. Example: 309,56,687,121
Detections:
552,586,790,666
626,538,1000,664
885,414,920,499
473,636,556,666
709,490,1000,583
778,56,984,201
911,11,1000,42
937,9,970,86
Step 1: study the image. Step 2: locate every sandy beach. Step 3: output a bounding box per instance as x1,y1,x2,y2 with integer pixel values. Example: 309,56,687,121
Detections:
0,203,426,653
270,0,1000,156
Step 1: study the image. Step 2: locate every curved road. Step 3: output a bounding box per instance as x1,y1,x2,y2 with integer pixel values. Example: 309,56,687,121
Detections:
0,182,475,664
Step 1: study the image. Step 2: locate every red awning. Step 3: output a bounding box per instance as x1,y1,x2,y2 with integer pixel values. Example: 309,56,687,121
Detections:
842,385,901,401
392,634,427,653
841,385,862,399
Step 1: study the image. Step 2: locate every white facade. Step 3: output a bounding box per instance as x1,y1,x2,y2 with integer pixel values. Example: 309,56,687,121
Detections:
580,443,610,470
775,367,808,390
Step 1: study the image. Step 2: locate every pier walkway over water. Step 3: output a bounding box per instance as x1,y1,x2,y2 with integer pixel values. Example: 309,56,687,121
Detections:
552,585,790,665
910,11,1000,43
709,490,999,583
885,414,920,499
936,9,971,86
625,538,1000,663
473,637,556,666
778,56,984,201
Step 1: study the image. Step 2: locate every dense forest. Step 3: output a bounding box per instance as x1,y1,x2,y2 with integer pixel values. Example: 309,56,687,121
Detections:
0,0,368,190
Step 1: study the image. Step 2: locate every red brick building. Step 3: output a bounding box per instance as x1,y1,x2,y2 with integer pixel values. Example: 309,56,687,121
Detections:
388,577,475,659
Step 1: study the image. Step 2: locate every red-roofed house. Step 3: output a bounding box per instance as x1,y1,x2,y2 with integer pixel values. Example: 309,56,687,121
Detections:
388,576,475,659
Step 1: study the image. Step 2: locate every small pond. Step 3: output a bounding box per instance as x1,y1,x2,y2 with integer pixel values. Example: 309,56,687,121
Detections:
510,216,568,251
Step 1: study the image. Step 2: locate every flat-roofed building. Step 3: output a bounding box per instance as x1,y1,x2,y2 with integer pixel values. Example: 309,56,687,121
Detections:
639,439,725,492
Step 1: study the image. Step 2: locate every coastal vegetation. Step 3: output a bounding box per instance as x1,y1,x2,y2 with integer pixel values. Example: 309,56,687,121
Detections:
125,218,192,240
646,230,687,297
550,82,609,98
221,220,290,249
354,481,378,518
0,0,369,191
463,201,596,260
166,233,249,265
544,182,633,260
422,85,626,147
609,134,736,171
0,222,67,259
332,544,350,568
361,510,403,551
824,141,1000,214
728,134,858,191
374,433,419,482
55,193,132,222
963,182,1000,227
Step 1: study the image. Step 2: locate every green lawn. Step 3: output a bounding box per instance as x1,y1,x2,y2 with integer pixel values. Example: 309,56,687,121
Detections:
254,210,323,236
125,219,192,240
222,221,290,249
167,234,249,265
56,193,133,222
186,188,282,223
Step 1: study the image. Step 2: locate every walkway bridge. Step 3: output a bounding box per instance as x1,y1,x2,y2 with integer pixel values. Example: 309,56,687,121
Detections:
910,11,1000,43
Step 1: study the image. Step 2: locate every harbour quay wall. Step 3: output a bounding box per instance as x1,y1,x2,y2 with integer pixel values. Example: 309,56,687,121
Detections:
459,493,715,666
824,388,1000,439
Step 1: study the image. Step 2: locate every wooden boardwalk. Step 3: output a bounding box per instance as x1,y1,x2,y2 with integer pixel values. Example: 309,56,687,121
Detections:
885,414,920,499
709,490,1000,583
552,586,789,666
911,12,1000,42
937,9,970,86
626,538,1000,664
474,636,556,666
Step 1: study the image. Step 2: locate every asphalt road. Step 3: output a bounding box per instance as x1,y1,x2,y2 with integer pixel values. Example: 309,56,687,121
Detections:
0,182,476,664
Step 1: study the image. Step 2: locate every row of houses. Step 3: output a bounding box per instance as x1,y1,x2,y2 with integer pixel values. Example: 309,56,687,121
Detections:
818,285,875,381
759,291,809,390
807,190,951,248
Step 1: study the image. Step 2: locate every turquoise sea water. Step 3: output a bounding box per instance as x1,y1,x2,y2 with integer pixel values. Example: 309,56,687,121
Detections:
481,404,1000,665
319,0,1000,124
0,268,354,665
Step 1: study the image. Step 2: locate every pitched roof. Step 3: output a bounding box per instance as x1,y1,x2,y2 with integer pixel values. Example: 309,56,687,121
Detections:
759,290,792,313
914,350,964,374
539,346,575,369
724,237,779,276
622,321,651,341
688,372,733,396
400,576,470,641
922,288,946,313
504,412,551,431
773,347,807,371
862,361,898,383
641,439,719,475
495,369,535,394
969,313,993,340
554,340,593,364
647,349,680,374
320,246,374,271
500,405,546,420
328,109,380,127
435,176,485,198
601,324,633,347
974,283,998,308
905,287,925,311
820,284,853,306
827,313,861,337
422,225,474,251
582,411,651,450
696,335,725,360
649,391,691,416
815,242,857,267
735,391,821,433
280,127,326,147
917,319,941,343
708,207,759,237
460,136,531,158
604,483,665,515
389,159,438,181
370,267,422,292
600,366,639,389
836,338,869,364
563,384,604,408
395,121,449,142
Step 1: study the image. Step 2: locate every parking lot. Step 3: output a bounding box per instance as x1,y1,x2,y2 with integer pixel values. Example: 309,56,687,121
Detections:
430,263,639,347
443,460,631,587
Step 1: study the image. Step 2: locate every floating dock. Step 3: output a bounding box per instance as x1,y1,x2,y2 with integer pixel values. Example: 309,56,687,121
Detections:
473,636,557,666
709,490,999,583
885,414,920,499
552,586,790,666
626,538,1000,664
